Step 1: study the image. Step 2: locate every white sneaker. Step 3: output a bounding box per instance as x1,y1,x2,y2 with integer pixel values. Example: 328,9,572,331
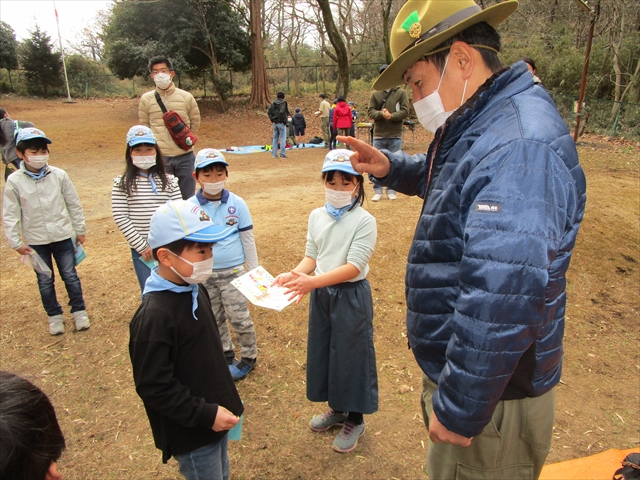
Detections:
388,193,397,200
73,310,90,331
371,194,382,202
48,315,65,335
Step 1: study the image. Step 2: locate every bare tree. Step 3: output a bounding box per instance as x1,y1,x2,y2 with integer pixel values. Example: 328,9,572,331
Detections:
316,0,350,96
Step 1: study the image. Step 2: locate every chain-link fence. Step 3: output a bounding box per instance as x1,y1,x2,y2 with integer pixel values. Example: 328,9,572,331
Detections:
1,66,638,141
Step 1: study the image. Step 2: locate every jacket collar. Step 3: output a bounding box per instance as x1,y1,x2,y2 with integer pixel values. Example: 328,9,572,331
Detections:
155,82,176,96
195,188,229,204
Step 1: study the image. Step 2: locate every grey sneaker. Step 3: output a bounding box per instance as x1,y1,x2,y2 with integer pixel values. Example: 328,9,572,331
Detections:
73,310,90,331
309,409,348,432
48,315,65,335
332,420,365,453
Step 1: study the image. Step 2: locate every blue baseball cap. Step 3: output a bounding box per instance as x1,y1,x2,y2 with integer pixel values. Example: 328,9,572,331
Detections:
16,127,52,144
322,149,360,176
126,125,156,146
194,148,229,170
147,200,237,249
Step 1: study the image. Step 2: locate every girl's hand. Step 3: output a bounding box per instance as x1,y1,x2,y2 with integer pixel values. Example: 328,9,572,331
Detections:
271,272,295,287
141,247,154,262
16,246,33,255
212,406,240,432
283,270,316,304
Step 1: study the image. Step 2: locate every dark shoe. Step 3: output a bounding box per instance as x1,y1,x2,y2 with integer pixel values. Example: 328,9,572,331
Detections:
280,154,288,158
229,359,254,381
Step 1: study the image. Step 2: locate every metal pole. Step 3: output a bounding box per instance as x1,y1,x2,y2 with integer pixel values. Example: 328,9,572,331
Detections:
53,1,73,102
573,3,598,142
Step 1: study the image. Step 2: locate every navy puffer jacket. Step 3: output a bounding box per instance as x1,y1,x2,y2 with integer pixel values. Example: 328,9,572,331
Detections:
376,62,586,438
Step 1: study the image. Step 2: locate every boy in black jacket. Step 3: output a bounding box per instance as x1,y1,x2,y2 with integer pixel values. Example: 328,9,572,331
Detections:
129,200,243,480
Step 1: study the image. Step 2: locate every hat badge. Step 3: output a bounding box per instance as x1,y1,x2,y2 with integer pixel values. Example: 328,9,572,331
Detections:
135,130,146,136
206,152,217,158
401,10,421,39
333,154,348,163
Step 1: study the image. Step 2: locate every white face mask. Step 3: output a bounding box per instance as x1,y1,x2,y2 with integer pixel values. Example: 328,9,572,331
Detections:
26,154,49,169
325,185,356,209
153,72,172,89
132,155,156,170
414,55,467,134
169,251,214,284
202,180,225,196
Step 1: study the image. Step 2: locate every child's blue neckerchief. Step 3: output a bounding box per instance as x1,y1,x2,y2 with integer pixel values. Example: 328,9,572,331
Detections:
22,164,48,181
325,197,357,221
138,172,158,194
143,268,199,319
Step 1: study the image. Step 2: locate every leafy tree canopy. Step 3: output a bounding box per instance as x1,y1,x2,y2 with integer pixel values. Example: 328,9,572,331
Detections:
19,26,63,96
0,21,19,70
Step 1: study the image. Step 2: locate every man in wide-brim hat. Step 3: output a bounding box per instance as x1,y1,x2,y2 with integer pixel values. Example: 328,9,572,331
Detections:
339,1,586,478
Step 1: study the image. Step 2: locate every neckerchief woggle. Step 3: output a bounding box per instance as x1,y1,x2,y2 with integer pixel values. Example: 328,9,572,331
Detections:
143,268,199,320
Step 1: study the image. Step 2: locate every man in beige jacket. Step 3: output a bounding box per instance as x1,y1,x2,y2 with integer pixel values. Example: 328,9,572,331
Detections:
139,56,201,199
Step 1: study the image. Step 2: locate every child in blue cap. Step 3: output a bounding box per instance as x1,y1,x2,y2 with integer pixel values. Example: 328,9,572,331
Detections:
272,149,378,453
112,125,182,292
129,200,243,480
188,148,259,381
2,127,90,335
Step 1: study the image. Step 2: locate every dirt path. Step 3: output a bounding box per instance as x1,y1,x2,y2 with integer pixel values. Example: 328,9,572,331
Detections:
0,96,638,479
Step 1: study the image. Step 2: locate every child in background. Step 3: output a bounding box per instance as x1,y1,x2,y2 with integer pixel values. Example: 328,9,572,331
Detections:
129,200,243,480
333,97,353,150
348,101,357,138
189,149,259,381
328,99,337,150
112,125,182,293
272,149,378,453
292,108,306,148
2,128,90,335
0,108,34,180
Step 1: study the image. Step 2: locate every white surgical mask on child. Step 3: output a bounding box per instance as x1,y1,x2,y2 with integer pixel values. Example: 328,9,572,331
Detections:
413,54,468,134
202,180,226,196
169,251,214,284
132,155,157,170
26,154,49,169
325,185,356,209
153,72,172,89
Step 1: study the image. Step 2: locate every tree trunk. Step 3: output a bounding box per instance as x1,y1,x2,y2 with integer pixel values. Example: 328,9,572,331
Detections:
249,0,271,108
317,0,349,97
381,0,392,65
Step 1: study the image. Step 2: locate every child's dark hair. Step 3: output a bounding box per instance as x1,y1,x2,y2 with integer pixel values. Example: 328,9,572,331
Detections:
152,239,213,261
119,143,169,197
195,163,228,177
148,56,173,72
15,138,49,154
322,170,365,211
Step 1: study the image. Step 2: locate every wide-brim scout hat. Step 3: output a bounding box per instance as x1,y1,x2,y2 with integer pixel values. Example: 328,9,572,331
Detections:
373,0,518,91
147,200,236,249
322,149,360,176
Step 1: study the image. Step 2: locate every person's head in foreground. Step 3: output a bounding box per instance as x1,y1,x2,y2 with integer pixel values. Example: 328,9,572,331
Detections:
321,149,364,212
147,200,235,285
15,127,52,173
0,371,66,480
373,0,517,133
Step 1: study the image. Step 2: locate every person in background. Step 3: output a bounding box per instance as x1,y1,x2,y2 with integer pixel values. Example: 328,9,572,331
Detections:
367,64,410,202
2,128,90,335
333,97,353,150
341,0,585,477
112,126,182,293
139,55,201,199
521,57,542,84
0,371,66,480
292,108,307,148
0,108,34,180
328,99,338,150
317,93,331,148
268,91,291,159
348,101,357,138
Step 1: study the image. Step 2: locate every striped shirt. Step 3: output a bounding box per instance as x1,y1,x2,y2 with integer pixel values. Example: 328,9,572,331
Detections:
111,174,181,253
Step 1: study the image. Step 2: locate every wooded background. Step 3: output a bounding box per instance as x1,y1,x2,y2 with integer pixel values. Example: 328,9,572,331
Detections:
0,0,638,139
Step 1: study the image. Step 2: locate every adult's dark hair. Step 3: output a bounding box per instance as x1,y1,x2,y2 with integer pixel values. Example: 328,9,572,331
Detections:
319,93,326,99
148,56,173,72
0,371,66,480
0,108,7,146
16,138,50,154
119,143,169,197
521,57,536,72
152,239,213,261
426,22,502,74
336,96,346,103
321,170,365,211
277,91,285,99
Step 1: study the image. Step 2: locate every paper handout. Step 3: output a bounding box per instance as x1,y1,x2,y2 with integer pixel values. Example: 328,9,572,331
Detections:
230,266,296,312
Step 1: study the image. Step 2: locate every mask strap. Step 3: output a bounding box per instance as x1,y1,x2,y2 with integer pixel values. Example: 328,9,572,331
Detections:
461,79,468,106
436,54,450,93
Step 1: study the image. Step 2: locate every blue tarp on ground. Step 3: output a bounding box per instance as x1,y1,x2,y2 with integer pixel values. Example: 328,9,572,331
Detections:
217,143,326,154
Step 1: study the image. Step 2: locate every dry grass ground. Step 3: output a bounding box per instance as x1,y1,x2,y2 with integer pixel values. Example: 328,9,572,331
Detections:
0,95,638,479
